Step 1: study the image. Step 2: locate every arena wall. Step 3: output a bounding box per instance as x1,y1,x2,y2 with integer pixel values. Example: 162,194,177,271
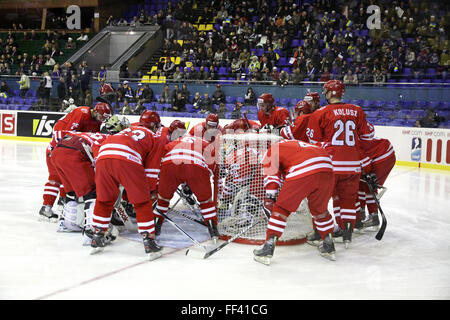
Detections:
0,110,449,171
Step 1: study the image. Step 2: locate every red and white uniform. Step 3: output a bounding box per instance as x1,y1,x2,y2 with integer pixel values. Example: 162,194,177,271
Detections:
92,126,158,235
42,107,101,207
189,122,224,143
154,136,217,224
280,113,312,142
258,106,291,128
51,132,108,198
262,140,335,239
307,102,374,229
99,83,114,96
358,138,396,215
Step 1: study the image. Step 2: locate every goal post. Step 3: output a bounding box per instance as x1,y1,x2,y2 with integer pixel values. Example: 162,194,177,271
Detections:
214,133,313,245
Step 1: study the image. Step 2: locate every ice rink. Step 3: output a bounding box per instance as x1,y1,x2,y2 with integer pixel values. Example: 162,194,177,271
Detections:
0,139,449,300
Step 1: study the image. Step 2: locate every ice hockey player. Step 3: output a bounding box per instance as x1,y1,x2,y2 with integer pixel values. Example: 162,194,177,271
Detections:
253,140,336,264
132,110,161,133
223,117,261,134
280,100,314,142
306,80,374,248
257,93,291,132
358,137,396,230
304,91,321,111
89,124,162,259
153,135,219,243
189,113,224,143
51,116,129,233
38,102,112,222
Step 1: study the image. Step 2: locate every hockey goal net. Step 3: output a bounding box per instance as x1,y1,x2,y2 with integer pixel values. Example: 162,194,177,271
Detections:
215,133,313,245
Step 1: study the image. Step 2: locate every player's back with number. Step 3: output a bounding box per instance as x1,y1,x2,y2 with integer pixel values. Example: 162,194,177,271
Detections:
97,125,155,165
307,103,373,172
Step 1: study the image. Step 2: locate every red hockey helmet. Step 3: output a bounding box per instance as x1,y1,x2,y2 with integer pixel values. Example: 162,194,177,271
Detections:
323,80,346,98
304,92,321,104
139,110,161,129
93,102,112,122
294,100,313,115
257,93,275,109
169,119,186,133
205,113,219,128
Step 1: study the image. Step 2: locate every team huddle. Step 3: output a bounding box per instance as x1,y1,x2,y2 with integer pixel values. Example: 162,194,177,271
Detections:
38,79,395,264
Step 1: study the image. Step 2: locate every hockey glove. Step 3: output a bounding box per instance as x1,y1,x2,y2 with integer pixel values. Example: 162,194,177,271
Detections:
362,172,380,190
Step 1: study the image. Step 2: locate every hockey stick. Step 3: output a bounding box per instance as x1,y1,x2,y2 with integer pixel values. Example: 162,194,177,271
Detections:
187,218,264,259
156,209,209,254
361,168,387,241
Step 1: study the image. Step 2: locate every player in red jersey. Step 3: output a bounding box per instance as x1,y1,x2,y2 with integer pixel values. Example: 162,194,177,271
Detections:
153,135,219,242
257,93,291,131
39,102,113,222
223,118,261,133
304,91,321,111
280,100,313,142
253,140,336,264
132,110,161,133
358,137,396,230
306,80,374,248
90,125,162,259
51,116,129,232
189,113,224,143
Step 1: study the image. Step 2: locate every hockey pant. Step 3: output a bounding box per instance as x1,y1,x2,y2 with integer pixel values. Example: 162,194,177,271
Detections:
92,159,155,235
266,171,335,240
43,148,66,206
155,163,217,225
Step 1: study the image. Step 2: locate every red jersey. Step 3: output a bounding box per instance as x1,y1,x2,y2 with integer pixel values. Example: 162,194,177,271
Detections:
96,126,160,191
307,103,374,174
99,83,114,96
51,107,101,149
55,132,109,160
189,122,224,143
146,126,172,183
162,136,215,173
280,114,312,142
359,137,395,170
263,140,334,195
258,106,291,128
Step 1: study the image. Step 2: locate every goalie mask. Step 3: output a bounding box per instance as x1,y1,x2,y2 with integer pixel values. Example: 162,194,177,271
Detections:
103,115,130,134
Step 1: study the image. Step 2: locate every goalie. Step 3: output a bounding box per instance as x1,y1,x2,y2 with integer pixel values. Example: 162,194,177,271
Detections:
253,140,336,264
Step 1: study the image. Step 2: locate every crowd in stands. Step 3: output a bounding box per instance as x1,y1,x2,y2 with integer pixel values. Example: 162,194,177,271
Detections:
110,0,449,85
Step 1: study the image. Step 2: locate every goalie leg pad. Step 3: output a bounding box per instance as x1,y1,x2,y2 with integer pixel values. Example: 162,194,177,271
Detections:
58,201,84,232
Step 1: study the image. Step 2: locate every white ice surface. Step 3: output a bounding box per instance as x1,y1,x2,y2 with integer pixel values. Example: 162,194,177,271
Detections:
0,139,449,300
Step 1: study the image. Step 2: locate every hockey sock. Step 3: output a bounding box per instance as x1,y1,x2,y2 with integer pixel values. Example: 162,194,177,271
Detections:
134,201,156,235
311,211,335,239
198,200,217,224
365,193,378,215
339,199,357,229
154,196,170,222
91,200,115,232
266,205,290,240
43,181,61,206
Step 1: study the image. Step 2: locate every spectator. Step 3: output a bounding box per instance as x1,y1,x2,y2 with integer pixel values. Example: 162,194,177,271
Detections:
116,83,125,103
67,74,80,104
343,70,358,85
159,84,172,104
416,109,445,128
57,77,66,103
43,72,52,105
212,84,226,105
18,71,30,97
216,103,227,118
278,70,289,87
180,84,190,102
120,99,132,115
198,93,213,114
244,87,256,105
122,81,135,102
170,92,187,112
231,102,243,119
0,81,10,97
373,69,386,86
65,37,76,49
79,61,92,102
192,92,202,112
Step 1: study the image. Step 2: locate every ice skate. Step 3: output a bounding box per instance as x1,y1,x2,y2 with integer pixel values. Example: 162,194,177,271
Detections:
90,228,108,254
38,205,58,223
306,229,322,246
207,219,220,244
253,235,277,266
318,234,336,261
363,214,380,231
343,222,353,249
332,227,344,242
142,232,162,261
